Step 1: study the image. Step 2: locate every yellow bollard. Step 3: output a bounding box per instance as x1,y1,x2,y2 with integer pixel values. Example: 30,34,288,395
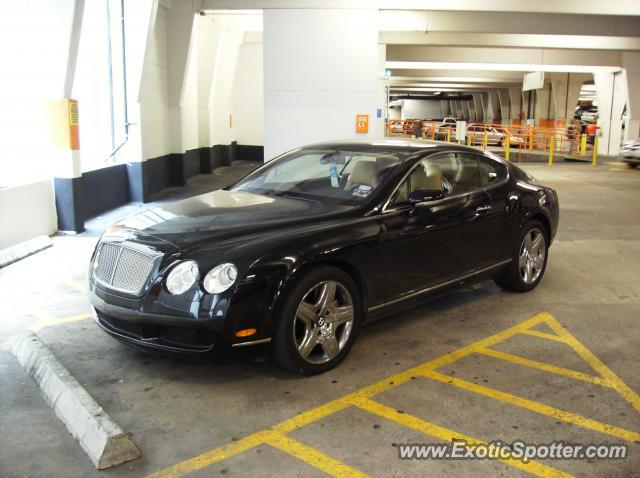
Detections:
548,135,555,166
505,136,510,161
466,134,471,146
446,130,451,143
483,130,488,150
580,134,587,156
592,136,598,166
410,134,415,139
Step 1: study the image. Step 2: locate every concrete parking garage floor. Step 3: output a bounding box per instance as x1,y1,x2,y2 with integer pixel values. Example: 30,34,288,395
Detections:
1,161,639,478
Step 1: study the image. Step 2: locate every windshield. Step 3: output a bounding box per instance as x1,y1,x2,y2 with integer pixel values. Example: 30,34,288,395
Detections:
230,148,408,205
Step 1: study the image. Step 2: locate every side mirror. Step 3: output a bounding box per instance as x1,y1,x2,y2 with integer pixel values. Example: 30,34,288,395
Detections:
409,188,445,206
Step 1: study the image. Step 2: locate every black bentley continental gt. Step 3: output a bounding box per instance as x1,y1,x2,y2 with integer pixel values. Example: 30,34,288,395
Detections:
89,139,559,374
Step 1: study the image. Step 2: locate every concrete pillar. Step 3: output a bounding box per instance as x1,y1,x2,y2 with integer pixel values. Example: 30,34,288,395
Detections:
623,52,640,140
376,44,387,138
166,2,195,158
196,16,222,150
487,91,500,123
507,86,522,123
498,89,511,123
264,9,378,159
549,73,590,126
467,99,476,122
48,0,84,232
439,100,448,117
533,83,552,125
522,89,532,122
595,71,627,155
473,93,486,122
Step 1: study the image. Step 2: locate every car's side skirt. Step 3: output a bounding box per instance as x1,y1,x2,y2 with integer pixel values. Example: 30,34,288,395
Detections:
368,258,512,313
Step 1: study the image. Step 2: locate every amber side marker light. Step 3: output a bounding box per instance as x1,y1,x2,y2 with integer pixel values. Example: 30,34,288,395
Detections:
235,328,257,338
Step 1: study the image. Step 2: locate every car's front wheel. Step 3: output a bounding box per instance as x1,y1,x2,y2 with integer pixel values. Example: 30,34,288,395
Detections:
495,220,548,292
272,266,361,374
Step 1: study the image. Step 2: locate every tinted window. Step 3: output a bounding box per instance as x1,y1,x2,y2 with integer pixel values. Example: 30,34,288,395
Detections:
428,153,480,195
478,155,508,187
390,158,454,207
232,148,406,205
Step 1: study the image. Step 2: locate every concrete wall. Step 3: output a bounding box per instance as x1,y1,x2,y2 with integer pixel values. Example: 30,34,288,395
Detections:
140,3,171,160
263,9,380,160
401,100,442,120
0,181,57,250
230,37,264,146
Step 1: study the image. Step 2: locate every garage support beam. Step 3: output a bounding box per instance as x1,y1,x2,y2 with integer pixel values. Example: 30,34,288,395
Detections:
595,71,627,155
533,83,553,125
507,86,523,123
549,72,590,125
623,52,640,141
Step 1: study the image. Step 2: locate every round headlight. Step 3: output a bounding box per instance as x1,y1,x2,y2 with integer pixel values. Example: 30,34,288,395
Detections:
204,263,238,294
166,260,199,295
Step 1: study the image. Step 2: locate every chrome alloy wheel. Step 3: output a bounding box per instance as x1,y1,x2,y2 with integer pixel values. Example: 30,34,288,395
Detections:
293,280,354,364
519,227,546,285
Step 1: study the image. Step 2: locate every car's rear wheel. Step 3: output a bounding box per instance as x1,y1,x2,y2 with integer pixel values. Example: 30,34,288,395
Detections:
495,220,548,292
625,162,638,169
272,266,361,374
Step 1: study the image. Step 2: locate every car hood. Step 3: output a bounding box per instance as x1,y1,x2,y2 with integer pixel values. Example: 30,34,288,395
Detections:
111,189,356,249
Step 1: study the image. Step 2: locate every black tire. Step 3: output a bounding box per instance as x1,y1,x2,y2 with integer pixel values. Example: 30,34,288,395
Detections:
271,266,362,374
495,220,549,292
625,162,638,169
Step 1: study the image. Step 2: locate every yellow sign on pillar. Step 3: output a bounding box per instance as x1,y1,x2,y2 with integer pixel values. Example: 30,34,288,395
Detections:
45,98,80,150
356,114,369,134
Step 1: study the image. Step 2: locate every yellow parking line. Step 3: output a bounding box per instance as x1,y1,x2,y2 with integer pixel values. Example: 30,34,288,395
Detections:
352,397,572,478
147,311,639,478
544,319,640,414
146,430,274,478
477,348,613,388
519,329,567,343
65,278,88,293
421,369,640,443
27,309,92,333
265,433,370,477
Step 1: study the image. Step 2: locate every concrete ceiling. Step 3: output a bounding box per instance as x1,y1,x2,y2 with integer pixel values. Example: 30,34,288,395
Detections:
200,4,640,97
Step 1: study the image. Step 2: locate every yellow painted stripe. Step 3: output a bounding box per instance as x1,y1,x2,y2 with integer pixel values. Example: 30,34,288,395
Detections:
542,313,640,414
272,398,352,435
477,348,613,388
27,311,92,332
65,278,88,293
352,397,573,478
146,313,552,478
265,433,370,477
421,369,640,443
146,430,273,478
519,329,567,343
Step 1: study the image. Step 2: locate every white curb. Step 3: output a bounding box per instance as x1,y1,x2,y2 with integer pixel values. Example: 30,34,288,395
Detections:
12,332,141,469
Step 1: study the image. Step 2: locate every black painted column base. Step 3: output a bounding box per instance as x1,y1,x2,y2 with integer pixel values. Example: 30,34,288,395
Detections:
53,177,84,233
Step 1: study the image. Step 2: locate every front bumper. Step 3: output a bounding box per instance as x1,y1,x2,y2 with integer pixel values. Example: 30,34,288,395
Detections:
94,307,219,354
89,276,275,354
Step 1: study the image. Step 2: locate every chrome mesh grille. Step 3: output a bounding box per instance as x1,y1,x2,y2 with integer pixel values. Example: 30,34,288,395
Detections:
93,242,159,295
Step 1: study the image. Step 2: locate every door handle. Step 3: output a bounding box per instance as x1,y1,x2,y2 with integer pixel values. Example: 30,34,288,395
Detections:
475,205,492,214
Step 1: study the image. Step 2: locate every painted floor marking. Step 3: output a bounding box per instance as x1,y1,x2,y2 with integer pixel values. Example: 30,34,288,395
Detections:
26,307,91,333
147,311,640,478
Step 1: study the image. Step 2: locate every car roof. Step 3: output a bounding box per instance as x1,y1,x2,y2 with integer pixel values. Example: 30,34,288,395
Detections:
301,138,480,156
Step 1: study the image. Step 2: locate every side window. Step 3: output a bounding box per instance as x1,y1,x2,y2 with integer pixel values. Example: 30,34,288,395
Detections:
390,178,409,205
478,156,508,187
428,153,480,195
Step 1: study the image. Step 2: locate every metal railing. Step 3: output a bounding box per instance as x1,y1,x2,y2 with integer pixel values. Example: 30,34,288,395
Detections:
385,120,599,164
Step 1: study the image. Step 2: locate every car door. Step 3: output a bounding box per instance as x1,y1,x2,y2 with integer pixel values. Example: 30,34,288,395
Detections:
477,153,515,262
379,152,493,302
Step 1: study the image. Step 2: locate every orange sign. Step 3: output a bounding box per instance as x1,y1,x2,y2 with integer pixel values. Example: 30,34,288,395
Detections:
356,114,369,134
